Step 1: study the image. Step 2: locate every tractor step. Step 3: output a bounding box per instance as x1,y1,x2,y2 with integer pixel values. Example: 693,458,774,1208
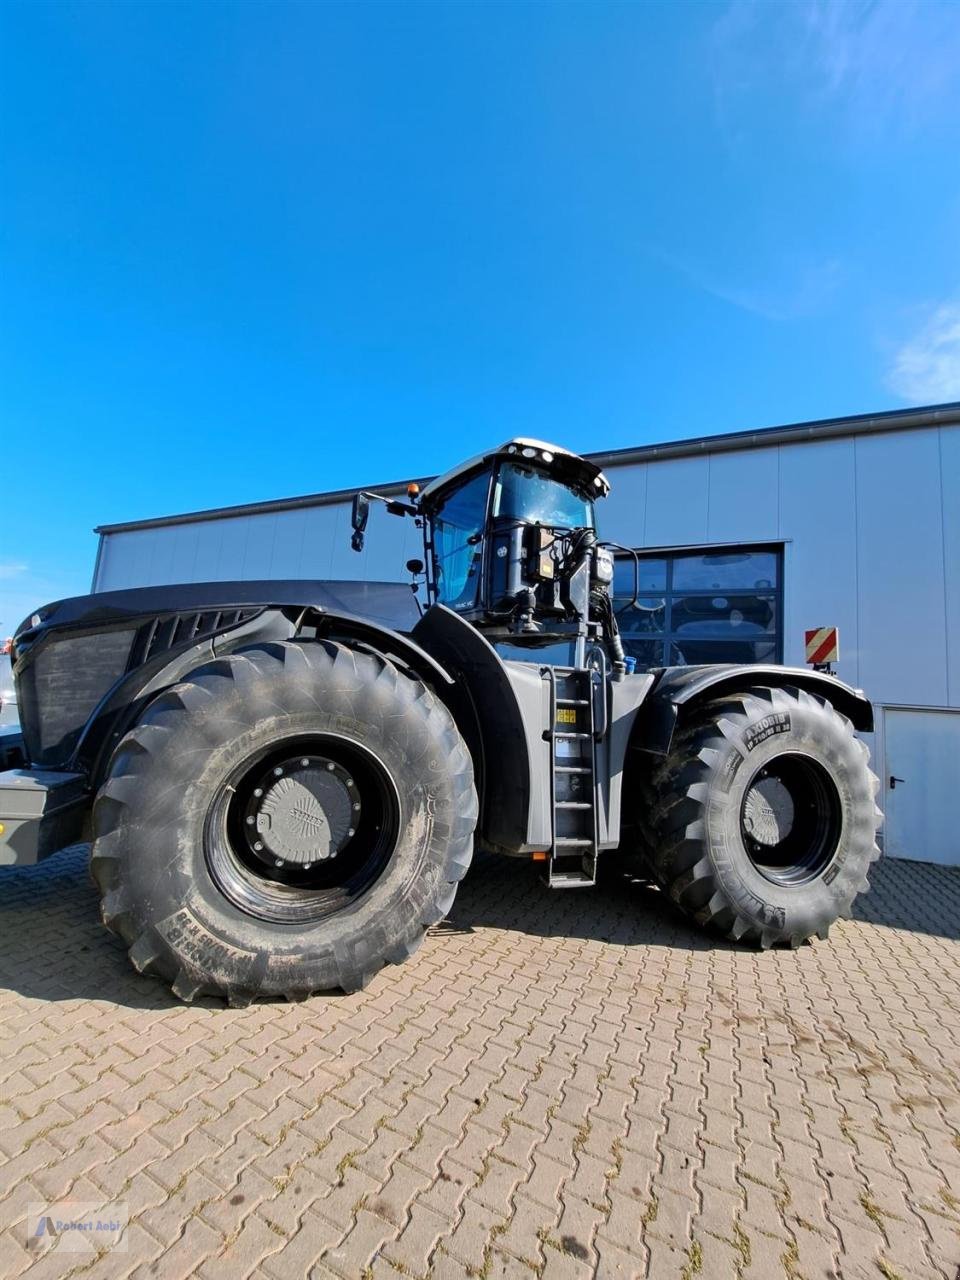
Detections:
549,868,598,888
545,667,600,888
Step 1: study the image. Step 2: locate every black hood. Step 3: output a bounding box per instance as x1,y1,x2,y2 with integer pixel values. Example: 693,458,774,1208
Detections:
16,579,420,639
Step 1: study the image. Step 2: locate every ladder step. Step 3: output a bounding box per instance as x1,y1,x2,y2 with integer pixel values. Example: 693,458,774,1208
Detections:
556,698,589,706
553,731,592,739
556,801,591,810
555,765,591,774
549,869,597,888
555,837,593,847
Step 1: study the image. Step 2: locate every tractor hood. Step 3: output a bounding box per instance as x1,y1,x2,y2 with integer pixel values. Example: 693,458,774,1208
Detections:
13,579,420,643
11,580,421,770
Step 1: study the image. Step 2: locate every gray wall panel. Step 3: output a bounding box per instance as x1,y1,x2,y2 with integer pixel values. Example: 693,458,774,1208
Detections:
599,463,647,547
707,447,780,544
940,426,960,707
298,506,342,578
778,438,860,681
854,428,947,706
213,519,249,583
641,456,710,547
239,513,278,580
189,520,225,584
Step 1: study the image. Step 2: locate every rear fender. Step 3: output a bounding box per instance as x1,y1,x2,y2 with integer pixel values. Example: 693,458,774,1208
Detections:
633,663,874,756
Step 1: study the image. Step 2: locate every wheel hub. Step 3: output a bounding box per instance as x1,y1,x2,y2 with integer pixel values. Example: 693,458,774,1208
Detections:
738,752,843,887
742,775,795,846
242,756,360,869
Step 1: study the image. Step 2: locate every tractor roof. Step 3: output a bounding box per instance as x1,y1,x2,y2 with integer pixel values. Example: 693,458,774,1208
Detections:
417,438,610,510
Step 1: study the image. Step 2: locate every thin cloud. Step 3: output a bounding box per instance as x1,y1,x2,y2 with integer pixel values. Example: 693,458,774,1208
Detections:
888,304,960,405
0,564,27,581
659,248,844,322
711,0,960,147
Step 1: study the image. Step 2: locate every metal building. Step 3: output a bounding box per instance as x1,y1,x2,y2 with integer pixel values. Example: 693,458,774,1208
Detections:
93,402,960,867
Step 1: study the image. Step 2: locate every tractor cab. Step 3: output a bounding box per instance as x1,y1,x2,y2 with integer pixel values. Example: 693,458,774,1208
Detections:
354,439,626,671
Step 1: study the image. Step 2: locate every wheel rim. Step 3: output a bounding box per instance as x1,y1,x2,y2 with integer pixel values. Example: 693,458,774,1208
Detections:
204,734,400,924
739,752,843,887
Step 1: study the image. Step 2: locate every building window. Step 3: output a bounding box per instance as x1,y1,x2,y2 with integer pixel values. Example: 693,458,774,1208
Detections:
613,545,782,668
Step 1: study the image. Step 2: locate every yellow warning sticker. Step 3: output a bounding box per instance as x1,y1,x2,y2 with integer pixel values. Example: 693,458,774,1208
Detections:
556,708,578,725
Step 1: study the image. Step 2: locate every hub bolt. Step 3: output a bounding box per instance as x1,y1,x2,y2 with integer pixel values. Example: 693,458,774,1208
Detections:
253,841,264,852
245,815,255,825
353,802,361,812
274,859,283,868
253,788,263,798
347,828,355,838
300,758,309,767
274,767,283,777
327,762,335,771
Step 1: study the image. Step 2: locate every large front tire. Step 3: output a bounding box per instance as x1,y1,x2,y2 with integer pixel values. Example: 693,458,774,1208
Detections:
636,685,881,947
90,641,477,1004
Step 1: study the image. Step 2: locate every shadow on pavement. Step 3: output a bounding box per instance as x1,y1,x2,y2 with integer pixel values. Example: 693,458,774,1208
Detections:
0,845,187,1011
440,851,729,953
851,854,960,941
0,843,957,1011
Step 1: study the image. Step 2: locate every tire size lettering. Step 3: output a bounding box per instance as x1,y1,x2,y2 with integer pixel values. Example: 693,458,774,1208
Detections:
743,712,791,753
742,891,786,930
159,909,258,978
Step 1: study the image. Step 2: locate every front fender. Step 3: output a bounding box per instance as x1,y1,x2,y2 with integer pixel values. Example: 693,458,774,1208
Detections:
80,604,454,792
633,663,874,756
412,605,545,853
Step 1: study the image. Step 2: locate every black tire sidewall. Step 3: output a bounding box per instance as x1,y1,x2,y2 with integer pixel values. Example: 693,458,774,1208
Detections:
698,691,876,936
95,644,473,995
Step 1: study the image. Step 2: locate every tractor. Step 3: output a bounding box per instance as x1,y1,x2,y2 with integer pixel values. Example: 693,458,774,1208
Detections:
0,439,880,1003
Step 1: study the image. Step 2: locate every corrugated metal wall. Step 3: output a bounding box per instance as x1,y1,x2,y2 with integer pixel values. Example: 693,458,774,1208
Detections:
95,497,424,594
95,421,960,712
597,424,959,711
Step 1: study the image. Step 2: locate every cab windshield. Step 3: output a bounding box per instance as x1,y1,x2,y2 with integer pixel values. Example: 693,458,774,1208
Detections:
492,462,594,529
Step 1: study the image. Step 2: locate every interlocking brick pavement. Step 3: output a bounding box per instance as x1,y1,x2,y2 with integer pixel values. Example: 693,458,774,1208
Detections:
1,847,959,1279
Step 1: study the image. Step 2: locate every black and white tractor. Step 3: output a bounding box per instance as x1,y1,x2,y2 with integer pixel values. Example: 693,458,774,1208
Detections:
0,439,880,1002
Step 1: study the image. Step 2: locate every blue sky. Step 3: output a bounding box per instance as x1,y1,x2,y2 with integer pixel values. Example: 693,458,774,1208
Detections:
2,0,960,633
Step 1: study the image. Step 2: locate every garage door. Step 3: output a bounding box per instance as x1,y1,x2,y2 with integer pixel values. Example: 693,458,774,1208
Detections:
883,708,960,866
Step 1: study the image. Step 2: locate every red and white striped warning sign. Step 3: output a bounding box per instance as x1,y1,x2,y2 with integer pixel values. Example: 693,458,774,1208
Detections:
805,627,839,665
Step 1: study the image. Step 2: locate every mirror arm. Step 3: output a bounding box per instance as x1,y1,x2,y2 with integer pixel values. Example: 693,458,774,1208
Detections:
350,490,420,553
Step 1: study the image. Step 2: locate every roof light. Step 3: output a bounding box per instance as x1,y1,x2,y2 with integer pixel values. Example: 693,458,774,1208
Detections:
541,450,554,463
407,483,420,498
521,446,536,458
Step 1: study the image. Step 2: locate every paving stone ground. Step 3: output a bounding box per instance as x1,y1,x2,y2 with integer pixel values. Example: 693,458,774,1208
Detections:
1,846,958,1280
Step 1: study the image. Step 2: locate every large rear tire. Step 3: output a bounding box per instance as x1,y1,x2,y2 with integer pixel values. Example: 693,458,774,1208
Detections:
90,640,477,1003
635,685,881,947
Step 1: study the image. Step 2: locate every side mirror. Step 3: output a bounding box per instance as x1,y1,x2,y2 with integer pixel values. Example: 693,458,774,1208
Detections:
405,558,424,575
350,493,370,552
